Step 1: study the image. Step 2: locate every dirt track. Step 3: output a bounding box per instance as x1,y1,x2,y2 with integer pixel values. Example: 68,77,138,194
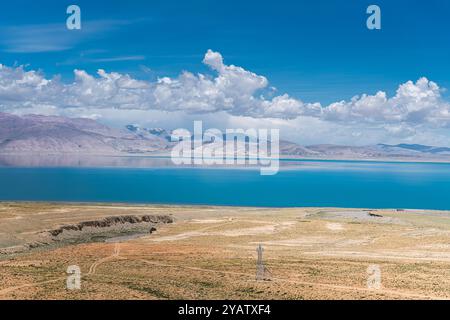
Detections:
1,203,450,300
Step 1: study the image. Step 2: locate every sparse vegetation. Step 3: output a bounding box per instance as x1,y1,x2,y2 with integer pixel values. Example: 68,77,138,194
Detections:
1,203,450,300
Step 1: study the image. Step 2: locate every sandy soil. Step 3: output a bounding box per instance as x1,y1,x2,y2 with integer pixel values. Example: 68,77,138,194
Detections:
0,203,449,300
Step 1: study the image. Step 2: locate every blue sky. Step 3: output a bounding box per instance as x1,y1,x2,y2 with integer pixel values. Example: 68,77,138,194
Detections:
1,0,450,146
1,0,449,103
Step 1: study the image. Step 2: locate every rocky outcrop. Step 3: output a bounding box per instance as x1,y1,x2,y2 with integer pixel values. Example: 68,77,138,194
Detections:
0,215,173,256
46,215,173,237
41,215,173,244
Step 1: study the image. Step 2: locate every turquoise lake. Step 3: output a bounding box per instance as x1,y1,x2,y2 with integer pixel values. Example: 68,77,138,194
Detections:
0,160,450,209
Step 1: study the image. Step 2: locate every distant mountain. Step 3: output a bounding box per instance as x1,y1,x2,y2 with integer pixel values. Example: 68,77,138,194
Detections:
279,140,321,157
1,112,450,161
378,144,450,155
0,113,170,154
302,143,450,159
299,143,450,160
125,124,171,141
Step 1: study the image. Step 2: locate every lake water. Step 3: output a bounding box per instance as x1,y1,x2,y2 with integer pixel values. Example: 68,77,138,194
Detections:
1,159,450,209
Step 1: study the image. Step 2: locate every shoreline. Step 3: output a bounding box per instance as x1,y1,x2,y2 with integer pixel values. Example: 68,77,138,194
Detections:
0,200,446,212
1,202,449,253
2,152,450,166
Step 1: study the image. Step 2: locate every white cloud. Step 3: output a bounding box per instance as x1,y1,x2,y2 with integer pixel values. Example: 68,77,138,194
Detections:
1,50,450,146
0,49,318,119
323,77,450,126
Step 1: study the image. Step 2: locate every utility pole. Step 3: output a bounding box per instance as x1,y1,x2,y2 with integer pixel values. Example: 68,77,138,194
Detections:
256,244,270,281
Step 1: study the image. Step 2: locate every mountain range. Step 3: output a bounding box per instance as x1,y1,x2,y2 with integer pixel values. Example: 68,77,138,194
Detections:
1,112,450,161
0,112,170,154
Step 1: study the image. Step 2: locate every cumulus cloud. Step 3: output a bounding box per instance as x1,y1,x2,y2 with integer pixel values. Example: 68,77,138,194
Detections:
0,50,318,119
151,50,321,118
1,50,450,131
322,77,450,126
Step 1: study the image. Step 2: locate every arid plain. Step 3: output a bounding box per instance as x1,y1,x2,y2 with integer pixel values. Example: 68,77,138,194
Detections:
0,202,449,300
